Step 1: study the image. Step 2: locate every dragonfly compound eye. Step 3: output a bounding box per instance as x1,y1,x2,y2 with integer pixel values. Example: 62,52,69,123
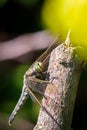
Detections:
35,61,42,72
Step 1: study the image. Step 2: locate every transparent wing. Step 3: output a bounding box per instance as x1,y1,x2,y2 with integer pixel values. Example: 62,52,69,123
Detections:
28,88,41,106
37,36,61,62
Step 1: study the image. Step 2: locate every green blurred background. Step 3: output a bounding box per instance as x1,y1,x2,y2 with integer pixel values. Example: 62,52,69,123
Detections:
0,0,87,130
0,0,43,130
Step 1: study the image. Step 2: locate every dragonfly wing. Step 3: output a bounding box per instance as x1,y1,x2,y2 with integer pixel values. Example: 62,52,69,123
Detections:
37,36,62,63
28,88,41,106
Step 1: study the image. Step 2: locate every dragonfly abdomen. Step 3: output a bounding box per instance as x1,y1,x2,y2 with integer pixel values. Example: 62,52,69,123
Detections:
8,88,29,125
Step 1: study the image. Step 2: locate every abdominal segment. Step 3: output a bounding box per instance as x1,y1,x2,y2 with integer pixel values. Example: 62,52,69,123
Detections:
8,89,29,125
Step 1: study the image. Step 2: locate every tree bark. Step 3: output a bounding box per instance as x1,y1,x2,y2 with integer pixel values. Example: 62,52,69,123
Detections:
34,43,83,130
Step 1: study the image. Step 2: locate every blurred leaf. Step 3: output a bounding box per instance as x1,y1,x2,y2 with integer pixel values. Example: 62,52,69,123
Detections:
31,103,40,123
0,101,16,113
12,64,29,89
42,0,87,61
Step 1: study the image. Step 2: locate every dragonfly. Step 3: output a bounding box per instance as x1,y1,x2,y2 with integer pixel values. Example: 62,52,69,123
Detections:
8,36,62,126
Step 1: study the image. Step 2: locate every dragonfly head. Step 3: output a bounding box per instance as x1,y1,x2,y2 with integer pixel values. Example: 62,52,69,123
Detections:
34,61,42,72
25,61,43,78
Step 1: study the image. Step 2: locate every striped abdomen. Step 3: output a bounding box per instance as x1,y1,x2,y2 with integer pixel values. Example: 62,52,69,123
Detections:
8,88,29,125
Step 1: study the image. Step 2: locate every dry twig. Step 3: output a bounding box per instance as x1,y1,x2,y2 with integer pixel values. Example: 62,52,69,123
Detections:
34,40,83,130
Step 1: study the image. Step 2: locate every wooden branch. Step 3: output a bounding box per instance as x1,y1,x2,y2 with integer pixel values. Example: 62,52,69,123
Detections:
34,43,83,130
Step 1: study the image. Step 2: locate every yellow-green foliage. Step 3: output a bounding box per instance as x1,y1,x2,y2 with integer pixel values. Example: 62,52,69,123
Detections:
42,0,87,61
